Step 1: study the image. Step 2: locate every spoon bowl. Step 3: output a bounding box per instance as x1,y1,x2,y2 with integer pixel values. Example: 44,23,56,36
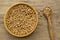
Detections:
43,7,52,18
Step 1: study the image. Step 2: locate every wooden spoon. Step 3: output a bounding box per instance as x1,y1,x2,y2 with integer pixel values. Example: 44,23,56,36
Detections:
43,7,54,40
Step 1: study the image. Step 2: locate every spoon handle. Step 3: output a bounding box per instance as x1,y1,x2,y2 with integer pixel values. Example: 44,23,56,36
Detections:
47,17,54,40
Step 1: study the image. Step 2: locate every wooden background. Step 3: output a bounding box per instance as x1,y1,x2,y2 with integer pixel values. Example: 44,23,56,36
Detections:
0,0,60,40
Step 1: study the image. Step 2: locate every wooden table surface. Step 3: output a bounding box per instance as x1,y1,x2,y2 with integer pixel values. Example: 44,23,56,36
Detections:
0,0,60,40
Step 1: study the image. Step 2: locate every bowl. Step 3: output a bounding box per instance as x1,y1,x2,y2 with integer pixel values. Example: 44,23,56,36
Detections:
4,2,38,37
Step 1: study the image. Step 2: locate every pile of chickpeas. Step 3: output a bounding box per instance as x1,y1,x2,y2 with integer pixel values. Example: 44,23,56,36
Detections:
5,4,38,37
